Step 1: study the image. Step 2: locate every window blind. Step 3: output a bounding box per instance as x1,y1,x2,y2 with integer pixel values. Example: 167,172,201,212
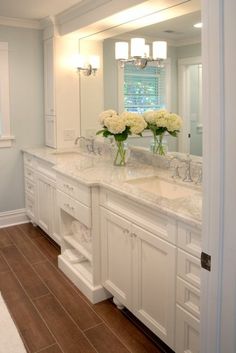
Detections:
124,63,166,113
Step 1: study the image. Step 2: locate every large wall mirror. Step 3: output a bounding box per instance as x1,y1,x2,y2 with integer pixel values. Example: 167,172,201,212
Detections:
79,0,202,156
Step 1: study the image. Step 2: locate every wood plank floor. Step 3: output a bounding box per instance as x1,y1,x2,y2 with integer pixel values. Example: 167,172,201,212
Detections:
0,223,164,353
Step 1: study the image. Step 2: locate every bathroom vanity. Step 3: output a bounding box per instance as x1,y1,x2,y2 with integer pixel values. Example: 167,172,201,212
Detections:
23,146,202,353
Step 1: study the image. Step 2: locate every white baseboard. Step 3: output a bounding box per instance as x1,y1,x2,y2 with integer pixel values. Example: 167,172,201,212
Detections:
0,208,29,228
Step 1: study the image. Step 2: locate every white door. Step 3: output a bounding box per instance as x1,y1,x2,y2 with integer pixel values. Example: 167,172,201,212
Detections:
100,208,132,309
36,173,53,236
132,224,176,349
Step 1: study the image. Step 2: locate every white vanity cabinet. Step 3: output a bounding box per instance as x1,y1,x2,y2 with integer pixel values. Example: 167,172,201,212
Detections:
23,152,60,245
100,188,201,352
43,31,79,149
100,190,177,349
57,172,110,304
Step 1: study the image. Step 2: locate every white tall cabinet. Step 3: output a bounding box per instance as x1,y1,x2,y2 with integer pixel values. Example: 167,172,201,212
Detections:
43,23,80,149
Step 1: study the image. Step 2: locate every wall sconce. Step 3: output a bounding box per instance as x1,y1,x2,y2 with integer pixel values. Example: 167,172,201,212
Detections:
76,55,100,76
115,38,167,69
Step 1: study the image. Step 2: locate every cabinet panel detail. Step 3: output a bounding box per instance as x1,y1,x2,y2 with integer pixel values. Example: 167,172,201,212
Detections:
176,277,200,319
177,223,201,258
177,249,201,289
175,305,200,353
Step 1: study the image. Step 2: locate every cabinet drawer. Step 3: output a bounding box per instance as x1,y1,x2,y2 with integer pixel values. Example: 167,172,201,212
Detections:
100,189,177,244
24,166,35,182
25,193,36,220
57,190,91,228
175,305,200,353
25,178,35,197
24,153,34,167
176,277,200,319
177,222,201,258
57,174,91,207
177,249,201,289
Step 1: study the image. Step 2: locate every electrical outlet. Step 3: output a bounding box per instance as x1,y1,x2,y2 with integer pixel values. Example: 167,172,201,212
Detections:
64,129,75,141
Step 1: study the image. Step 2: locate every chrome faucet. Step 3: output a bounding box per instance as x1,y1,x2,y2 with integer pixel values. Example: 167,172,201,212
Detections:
74,136,86,145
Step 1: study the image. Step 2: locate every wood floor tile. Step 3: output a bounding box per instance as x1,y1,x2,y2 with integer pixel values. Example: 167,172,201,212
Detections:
31,236,59,266
33,261,101,330
94,300,162,353
6,226,46,264
19,222,43,239
0,245,49,299
0,271,55,352
34,294,97,353
0,228,13,248
0,253,10,273
36,344,63,353
85,323,130,353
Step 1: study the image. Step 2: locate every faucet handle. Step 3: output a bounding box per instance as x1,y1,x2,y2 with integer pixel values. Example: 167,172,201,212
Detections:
169,156,181,179
182,158,193,182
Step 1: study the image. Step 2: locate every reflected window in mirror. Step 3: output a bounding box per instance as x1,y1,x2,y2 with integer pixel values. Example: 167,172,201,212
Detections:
118,60,171,114
123,63,166,113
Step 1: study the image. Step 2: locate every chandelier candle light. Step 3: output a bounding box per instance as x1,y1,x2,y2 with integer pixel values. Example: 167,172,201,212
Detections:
143,109,183,155
97,110,147,166
115,38,167,69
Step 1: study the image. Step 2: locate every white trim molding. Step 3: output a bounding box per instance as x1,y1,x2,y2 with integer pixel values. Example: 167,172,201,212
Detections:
0,135,15,148
0,16,40,29
0,209,29,229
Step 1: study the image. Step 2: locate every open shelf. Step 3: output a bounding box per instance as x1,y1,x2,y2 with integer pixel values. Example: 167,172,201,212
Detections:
64,235,92,262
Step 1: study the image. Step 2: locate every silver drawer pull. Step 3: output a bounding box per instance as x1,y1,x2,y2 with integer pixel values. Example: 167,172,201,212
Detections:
64,203,74,211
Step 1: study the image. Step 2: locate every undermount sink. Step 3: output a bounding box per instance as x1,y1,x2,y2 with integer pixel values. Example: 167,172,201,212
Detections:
126,176,199,200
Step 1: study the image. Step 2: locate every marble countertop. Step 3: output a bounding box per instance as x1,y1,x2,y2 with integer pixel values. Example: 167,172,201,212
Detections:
23,147,202,228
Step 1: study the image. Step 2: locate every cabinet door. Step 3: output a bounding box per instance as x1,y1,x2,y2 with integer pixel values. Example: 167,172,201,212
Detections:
175,305,200,353
36,174,53,236
100,208,132,309
44,38,55,116
132,224,176,349
51,186,60,245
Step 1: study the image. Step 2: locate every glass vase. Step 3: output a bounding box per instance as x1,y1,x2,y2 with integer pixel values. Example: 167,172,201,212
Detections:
150,132,166,155
113,140,127,166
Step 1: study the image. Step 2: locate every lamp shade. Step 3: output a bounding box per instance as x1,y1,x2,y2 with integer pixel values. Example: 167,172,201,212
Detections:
76,54,85,68
152,41,167,60
89,55,100,69
115,42,128,60
131,38,145,57
144,44,150,58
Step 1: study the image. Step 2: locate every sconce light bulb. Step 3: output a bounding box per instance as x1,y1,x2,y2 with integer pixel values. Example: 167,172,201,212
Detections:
89,55,100,69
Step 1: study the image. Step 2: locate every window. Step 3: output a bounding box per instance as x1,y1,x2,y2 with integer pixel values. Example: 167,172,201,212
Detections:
0,42,14,147
123,63,166,114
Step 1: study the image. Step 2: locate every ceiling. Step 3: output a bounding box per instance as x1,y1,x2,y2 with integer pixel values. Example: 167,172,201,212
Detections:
0,0,83,20
115,10,201,43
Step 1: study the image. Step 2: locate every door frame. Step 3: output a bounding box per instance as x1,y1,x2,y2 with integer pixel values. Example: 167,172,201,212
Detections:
178,56,202,154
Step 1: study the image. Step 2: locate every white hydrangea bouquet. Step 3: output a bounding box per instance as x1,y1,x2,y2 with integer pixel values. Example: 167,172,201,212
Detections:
143,109,183,155
96,109,147,165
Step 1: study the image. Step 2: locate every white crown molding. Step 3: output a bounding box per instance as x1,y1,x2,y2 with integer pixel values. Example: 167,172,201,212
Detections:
56,0,111,26
0,209,29,228
0,16,41,29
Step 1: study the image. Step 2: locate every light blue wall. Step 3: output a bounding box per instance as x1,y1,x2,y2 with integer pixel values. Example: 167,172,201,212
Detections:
0,26,44,212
